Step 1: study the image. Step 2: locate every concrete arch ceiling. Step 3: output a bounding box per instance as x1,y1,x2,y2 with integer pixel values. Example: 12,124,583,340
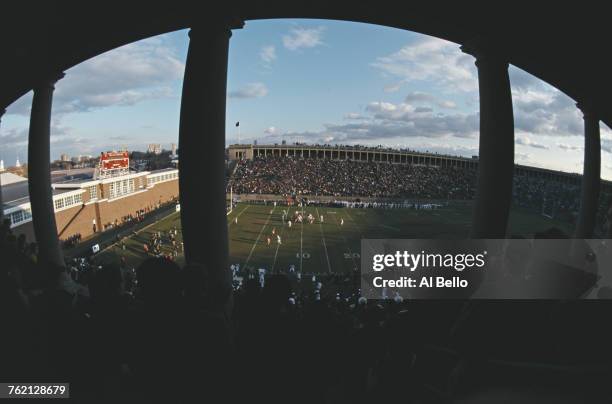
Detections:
2,1,610,128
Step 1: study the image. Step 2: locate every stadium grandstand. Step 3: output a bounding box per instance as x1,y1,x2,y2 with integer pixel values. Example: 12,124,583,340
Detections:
10,141,607,254
228,143,612,236
3,3,612,403
228,143,601,186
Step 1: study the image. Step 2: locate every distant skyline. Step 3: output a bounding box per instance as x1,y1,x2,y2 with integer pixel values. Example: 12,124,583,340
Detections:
0,19,610,179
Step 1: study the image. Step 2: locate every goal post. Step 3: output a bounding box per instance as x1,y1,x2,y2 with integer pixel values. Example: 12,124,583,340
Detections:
227,186,234,216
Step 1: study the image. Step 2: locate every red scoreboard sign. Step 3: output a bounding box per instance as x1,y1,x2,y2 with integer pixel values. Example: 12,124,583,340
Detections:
100,151,129,171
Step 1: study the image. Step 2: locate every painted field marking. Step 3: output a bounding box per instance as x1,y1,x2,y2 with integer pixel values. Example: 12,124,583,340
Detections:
244,205,275,268
228,204,250,224
315,207,332,273
380,224,401,232
343,208,376,256
299,205,305,272
272,206,291,272
331,211,358,269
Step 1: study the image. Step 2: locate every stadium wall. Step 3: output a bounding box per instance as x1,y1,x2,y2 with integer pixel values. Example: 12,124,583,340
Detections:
95,180,178,233
10,179,179,242
56,203,99,240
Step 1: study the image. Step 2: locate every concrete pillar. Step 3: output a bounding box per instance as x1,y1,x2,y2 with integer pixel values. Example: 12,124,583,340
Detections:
462,41,514,238
575,102,601,238
178,21,242,300
28,73,65,267
0,109,5,223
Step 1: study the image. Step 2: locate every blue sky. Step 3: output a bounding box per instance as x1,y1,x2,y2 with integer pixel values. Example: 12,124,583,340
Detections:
1,19,611,179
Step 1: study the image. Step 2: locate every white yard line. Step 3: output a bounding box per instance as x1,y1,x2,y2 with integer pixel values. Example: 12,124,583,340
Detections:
244,206,275,268
331,210,358,269
343,208,376,255
299,206,304,273
342,208,364,238
316,207,332,273
379,224,400,232
227,204,249,223
271,206,291,272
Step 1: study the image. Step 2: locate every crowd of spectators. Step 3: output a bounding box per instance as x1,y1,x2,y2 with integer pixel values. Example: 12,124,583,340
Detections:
2,153,611,401
62,232,82,248
229,156,476,200
512,176,581,216
229,156,612,231
101,203,172,232
3,216,612,402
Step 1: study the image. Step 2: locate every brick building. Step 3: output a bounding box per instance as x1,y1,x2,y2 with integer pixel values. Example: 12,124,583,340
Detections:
2,167,179,242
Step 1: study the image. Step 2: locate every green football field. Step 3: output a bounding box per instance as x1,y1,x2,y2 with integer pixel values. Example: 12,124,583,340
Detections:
92,201,574,273
227,203,473,274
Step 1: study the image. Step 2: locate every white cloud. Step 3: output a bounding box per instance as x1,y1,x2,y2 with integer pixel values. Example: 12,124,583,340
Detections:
260,45,276,64
0,127,29,149
372,36,478,93
557,143,583,152
6,36,185,116
282,27,325,51
344,112,366,120
438,100,457,109
228,83,269,99
510,66,583,137
515,135,549,149
404,91,457,109
383,82,404,93
264,126,278,135
278,99,478,145
515,152,532,162
371,39,587,172
360,101,477,139
404,92,436,103
0,117,103,163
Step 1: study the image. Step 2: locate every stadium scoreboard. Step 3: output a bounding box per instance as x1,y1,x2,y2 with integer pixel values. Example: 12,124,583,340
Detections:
98,151,130,178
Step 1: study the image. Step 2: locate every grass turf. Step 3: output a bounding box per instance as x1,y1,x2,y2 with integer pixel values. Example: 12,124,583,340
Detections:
91,201,574,274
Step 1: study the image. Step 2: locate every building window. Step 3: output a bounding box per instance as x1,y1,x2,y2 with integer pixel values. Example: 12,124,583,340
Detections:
109,179,135,199
146,171,178,186
54,198,65,210
89,185,97,200
11,210,24,225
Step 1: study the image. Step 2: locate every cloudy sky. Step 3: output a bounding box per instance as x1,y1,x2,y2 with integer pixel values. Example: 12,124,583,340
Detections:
1,19,611,179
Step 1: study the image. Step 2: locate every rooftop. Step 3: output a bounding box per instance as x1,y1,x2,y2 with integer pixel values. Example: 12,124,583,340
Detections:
0,172,27,186
2,181,79,208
